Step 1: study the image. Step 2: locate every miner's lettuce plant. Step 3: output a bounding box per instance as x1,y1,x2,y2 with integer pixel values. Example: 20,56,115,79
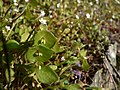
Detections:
0,0,120,89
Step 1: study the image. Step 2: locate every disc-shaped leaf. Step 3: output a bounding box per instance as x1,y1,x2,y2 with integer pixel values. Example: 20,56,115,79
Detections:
34,30,56,48
26,45,53,62
6,40,20,50
35,66,58,84
35,45,53,62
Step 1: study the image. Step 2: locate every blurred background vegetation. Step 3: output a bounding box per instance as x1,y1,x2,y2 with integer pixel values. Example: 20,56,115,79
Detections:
0,0,120,90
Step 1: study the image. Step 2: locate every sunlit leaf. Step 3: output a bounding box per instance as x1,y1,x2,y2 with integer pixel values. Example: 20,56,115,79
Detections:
35,66,58,84
34,30,56,48
26,47,36,62
0,0,3,7
82,59,90,71
40,24,47,31
52,41,61,53
5,68,14,82
80,49,87,58
49,65,57,70
26,6,33,19
21,32,29,42
35,45,53,62
26,45,53,62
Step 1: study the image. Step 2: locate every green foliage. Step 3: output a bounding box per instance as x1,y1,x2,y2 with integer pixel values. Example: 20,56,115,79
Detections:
35,66,58,84
6,40,20,50
0,0,120,89
26,45,53,62
34,30,56,48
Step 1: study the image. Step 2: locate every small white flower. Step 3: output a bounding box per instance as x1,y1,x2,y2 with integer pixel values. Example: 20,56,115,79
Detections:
75,15,79,19
57,3,60,8
96,0,99,4
13,0,17,3
71,22,73,24
61,56,65,61
5,26,11,30
90,2,93,5
25,0,29,2
39,66,41,70
112,15,115,18
32,82,35,87
77,0,81,3
39,18,47,24
13,0,18,6
86,13,90,18
49,10,52,13
64,4,67,8
40,10,45,17
50,15,53,18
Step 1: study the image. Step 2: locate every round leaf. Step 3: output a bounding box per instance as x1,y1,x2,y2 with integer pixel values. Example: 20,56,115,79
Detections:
34,30,56,48
26,45,53,62
35,66,58,84
6,40,20,50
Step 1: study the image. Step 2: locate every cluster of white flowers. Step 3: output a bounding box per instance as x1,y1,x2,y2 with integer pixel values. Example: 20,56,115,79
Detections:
39,18,47,24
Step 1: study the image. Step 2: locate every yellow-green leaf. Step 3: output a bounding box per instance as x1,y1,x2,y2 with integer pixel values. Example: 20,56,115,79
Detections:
35,66,58,84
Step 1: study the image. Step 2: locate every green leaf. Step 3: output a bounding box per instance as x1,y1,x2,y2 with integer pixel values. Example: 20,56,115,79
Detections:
30,0,38,7
26,45,53,62
26,47,36,62
21,32,29,42
26,6,33,19
0,0,3,7
82,59,90,71
0,41,3,51
40,24,47,31
35,45,53,62
6,40,20,50
35,66,58,84
19,29,25,36
5,68,14,82
52,41,60,53
64,84,81,90
79,49,87,58
49,65,57,70
34,30,56,48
